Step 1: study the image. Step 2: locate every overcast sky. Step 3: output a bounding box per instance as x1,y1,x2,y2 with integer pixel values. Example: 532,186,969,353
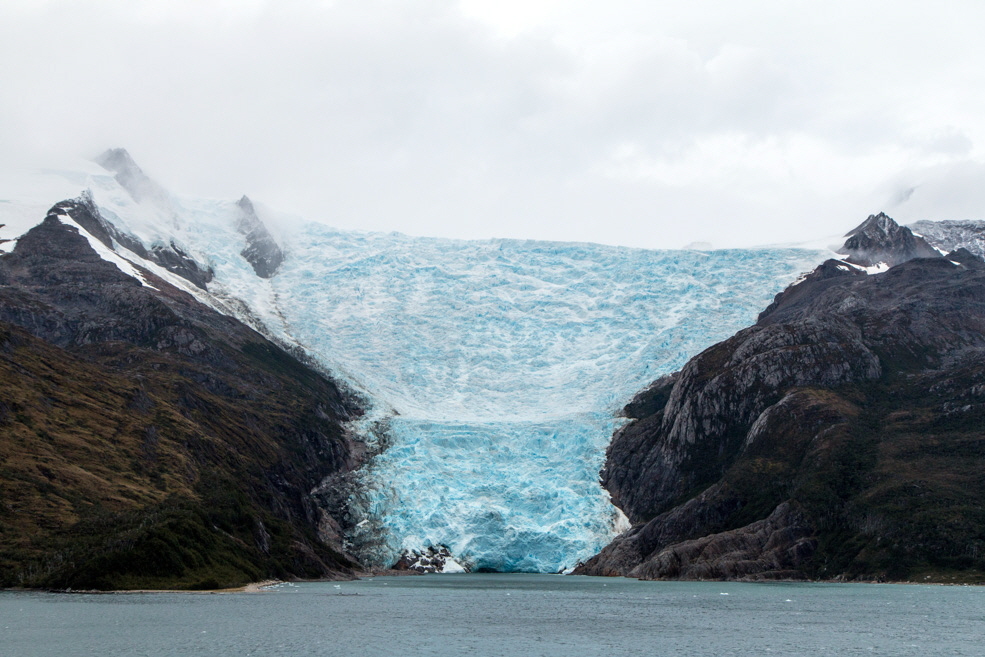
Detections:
2,0,985,248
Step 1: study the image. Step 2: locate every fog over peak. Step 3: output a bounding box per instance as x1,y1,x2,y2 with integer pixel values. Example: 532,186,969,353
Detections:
2,0,985,248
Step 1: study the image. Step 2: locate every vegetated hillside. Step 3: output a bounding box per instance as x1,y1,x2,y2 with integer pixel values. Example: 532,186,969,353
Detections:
0,200,364,590
577,215,985,583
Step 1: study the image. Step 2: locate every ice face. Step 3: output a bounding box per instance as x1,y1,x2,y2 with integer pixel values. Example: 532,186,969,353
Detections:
21,166,826,573
346,414,625,572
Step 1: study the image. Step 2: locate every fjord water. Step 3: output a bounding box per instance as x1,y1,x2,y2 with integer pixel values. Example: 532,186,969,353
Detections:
4,576,985,656
84,178,827,570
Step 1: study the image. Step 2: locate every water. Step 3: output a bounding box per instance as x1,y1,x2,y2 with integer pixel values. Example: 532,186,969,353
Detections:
3,575,983,656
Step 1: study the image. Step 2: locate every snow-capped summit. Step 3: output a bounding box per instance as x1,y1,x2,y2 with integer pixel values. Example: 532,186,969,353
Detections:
93,147,139,174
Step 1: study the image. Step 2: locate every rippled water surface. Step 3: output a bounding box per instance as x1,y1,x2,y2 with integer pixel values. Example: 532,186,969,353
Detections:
3,575,984,657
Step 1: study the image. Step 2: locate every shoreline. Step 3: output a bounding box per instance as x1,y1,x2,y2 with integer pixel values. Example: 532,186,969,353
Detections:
0,579,285,595
4,572,982,594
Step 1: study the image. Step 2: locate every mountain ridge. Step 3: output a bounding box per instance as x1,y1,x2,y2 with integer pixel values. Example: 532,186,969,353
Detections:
576,213,985,583
0,201,366,590
4,151,985,580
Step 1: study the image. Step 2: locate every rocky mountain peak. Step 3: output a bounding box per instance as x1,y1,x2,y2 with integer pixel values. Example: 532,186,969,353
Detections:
838,212,939,267
759,213,957,323
42,193,214,290
93,148,171,208
848,211,896,236
236,195,284,278
237,194,257,215
946,247,985,270
94,147,139,174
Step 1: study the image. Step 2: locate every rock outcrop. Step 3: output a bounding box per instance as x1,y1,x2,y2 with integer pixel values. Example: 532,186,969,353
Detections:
579,213,985,583
236,196,284,278
631,502,816,581
392,546,469,574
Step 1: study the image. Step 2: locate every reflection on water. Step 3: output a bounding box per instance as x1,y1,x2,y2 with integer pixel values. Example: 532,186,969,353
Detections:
3,575,985,657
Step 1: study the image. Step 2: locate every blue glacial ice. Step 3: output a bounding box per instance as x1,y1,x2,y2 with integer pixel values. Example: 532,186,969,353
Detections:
78,177,828,572
259,228,827,571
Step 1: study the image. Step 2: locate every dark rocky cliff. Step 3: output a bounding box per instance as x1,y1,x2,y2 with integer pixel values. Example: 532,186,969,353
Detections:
0,203,363,590
578,214,985,583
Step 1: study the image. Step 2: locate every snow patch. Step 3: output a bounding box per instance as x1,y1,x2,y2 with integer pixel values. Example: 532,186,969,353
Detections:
0,158,112,253
56,215,159,290
441,557,468,574
612,507,632,535
838,259,888,275
0,202,47,253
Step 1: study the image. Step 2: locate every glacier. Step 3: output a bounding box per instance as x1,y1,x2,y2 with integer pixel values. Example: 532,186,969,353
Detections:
0,161,829,572
262,229,828,570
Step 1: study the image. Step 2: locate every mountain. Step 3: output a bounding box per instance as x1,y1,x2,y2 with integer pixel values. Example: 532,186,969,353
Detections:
576,214,985,583
7,151,984,581
0,198,364,590
839,212,939,267
1,150,833,574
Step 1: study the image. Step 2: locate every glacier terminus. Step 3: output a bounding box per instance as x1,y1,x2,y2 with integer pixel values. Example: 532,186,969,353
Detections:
275,230,828,571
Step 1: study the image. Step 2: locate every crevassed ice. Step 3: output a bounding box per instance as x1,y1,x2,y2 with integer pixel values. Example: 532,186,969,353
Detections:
346,414,624,572
80,176,826,572
262,227,825,571
268,227,824,422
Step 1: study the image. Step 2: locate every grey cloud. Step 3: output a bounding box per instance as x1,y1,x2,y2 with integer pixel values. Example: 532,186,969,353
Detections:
1,0,984,248
889,160,985,222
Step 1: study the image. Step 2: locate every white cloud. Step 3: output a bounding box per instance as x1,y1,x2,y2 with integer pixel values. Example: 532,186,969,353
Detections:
1,0,984,248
